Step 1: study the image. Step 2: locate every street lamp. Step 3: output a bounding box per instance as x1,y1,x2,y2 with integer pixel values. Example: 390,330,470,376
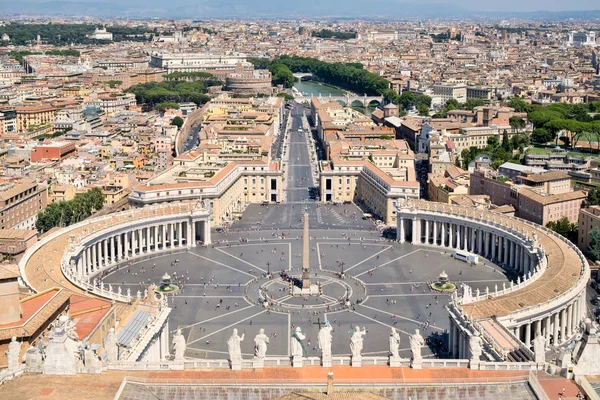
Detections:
266,261,271,278
340,261,345,278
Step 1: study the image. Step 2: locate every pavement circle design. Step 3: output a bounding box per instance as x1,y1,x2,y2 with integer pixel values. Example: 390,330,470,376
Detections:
246,270,368,313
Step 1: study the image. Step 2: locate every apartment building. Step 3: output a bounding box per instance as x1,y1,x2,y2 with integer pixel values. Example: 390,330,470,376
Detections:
319,139,419,224
470,169,585,226
31,141,77,163
15,104,56,133
0,178,48,230
578,206,600,253
427,165,470,204
431,84,467,104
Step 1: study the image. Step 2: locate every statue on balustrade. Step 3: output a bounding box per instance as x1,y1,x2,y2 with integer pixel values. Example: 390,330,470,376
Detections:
533,333,546,364
409,329,425,363
290,327,306,357
104,328,118,362
469,332,483,362
227,328,244,363
253,328,269,360
173,329,186,362
350,326,366,359
318,321,333,364
389,327,401,358
6,336,21,372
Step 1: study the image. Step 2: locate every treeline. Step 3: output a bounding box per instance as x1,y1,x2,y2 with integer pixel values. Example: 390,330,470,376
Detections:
164,71,216,81
0,23,152,45
509,98,600,149
249,55,388,95
36,188,105,234
7,49,80,62
126,77,221,108
458,131,530,170
311,29,357,40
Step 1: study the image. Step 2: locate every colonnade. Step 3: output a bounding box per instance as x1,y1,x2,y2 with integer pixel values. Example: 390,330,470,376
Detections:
398,217,537,275
396,209,587,357
75,218,210,278
511,291,587,347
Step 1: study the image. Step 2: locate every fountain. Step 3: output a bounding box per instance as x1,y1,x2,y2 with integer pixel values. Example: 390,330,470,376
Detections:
155,272,180,294
431,271,456,293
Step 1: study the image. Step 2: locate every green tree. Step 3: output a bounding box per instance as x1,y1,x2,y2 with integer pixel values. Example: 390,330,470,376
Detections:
464,98,485,111
531,128,552,144
156,101,180,112
546,217,578,243
509,116,526,132
269,63,294,88
171,116,184,128
587,227,600,261
417,104,430,116
487,136,499,148
399,91,416,110
502,130,510,151
507,97,531,113
416,95,432,108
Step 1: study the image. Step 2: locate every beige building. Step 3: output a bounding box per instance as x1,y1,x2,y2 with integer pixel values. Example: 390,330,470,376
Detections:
16,104,56,133
578,206,600,253
0,178,48,230
427,165,470,204
319,139,419,224
470,169,585,226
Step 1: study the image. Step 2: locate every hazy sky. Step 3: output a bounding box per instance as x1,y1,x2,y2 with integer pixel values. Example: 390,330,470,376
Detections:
456,0,598,11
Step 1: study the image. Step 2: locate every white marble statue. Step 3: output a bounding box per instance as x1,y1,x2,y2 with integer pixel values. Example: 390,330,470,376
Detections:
533,333,546,364
253,328,269,359
409,329,425,362
227,328,244,363
24,345,43,373
173,329,186,362
291,327,306,357
104,327,118,362
6,336,21,371
350,326,366,358
318,321,333,361
389,327,401,358
469,332,483,362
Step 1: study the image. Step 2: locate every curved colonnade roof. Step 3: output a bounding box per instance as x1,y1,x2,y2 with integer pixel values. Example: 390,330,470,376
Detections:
403,200,584,320
22,203,197,297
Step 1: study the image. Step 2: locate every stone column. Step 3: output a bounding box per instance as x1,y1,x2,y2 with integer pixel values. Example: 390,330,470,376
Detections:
425,219,430,244
132,230,137,256
525,322,531,345
186,221,192,247
123,232,129,257
399,218,405,243
109,236,115,264
411,219,418,245
503,238,509,265
91,243,97,272
82,249,87,275
204,221,211,245
448,224,454,248
470,228,475,252
116,234,122,261
102,239,108,267
440,222,446,247
168,223,173,248
191,221,196,246
477,229,483,254
566,305,573,338
544,316,551,346
560,309,566,344
509,241,515,268
552,312,559,345
433,221,438,245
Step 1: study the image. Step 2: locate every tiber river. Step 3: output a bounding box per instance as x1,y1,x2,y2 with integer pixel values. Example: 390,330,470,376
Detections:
293,81,376,116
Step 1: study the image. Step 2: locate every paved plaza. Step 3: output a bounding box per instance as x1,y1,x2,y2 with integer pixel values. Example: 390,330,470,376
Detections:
102,225,511,361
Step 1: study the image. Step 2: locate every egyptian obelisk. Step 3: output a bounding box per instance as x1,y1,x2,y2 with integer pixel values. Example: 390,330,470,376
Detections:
301,210,311,289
